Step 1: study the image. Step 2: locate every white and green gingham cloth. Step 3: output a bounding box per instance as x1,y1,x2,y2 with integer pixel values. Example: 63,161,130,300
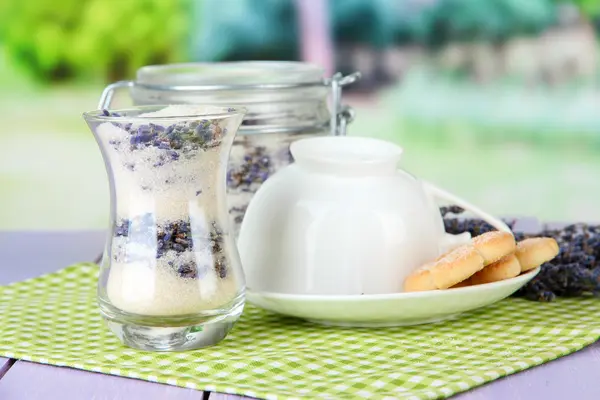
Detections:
1,264,600,400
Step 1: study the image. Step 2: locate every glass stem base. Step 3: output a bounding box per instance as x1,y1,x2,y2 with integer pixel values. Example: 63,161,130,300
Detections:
100,296,244,352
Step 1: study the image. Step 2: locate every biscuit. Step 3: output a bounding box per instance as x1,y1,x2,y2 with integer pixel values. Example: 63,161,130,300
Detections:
471,231,516,265
404,245,485,292
515,237,559,272
467,253,522,285
450,280,471,289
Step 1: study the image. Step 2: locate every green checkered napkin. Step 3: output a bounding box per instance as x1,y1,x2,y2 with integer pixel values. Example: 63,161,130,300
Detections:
1,264,600,400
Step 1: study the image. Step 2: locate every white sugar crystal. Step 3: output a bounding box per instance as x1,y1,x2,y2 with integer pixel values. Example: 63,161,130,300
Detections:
100,129,226,223
96,121,129,141
107,255,238,316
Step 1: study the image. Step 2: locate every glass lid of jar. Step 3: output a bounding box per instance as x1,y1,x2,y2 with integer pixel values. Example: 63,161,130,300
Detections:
98,62,360,136
135,61,327,89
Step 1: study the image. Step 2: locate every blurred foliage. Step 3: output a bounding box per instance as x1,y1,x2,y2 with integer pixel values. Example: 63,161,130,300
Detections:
569,0,600,17
194,0,299,62
386,67,600,145
408,0,557,47
0,0,597,83
329,0,560,48
195,0,566,61
330,0,397,48
0,0,190,83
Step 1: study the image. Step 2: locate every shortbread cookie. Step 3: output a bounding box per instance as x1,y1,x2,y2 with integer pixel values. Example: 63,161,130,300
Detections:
468,253,521,285
404,245,485,292
471,231,516,265
450,280,471,289
515,237,559,272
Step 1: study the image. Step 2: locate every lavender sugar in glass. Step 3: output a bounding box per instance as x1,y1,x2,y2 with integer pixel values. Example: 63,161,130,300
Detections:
84,105,246,351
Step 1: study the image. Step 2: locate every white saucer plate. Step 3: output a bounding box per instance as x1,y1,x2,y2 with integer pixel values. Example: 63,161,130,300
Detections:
246,268,540,327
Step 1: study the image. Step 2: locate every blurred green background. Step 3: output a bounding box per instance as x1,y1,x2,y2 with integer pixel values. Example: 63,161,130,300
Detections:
1,0,599,230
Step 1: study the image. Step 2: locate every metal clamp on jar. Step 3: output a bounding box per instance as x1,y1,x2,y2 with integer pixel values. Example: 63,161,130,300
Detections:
97,61,360,237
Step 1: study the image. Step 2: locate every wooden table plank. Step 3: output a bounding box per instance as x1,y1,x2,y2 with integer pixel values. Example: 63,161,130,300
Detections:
510,216,542,234
0,230,107,285
0,358,14,379
0,361,203,400
454,341,600,400
544,221,571,231
0,230,208,400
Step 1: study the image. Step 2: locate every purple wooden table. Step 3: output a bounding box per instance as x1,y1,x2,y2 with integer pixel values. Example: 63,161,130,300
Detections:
1,229,600,400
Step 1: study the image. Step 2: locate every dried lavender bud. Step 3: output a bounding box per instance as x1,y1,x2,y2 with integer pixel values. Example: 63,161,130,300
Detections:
209,221,227,279
152,123,165,133
440,205,465,217
229,205,248,225
215,256,227,279
112,218,230,280
101,109,122,118
106,116,224,167
443,214,518,236
114,220,131,237
177,262,198,279
195,123,213,142
227,146,273,190
443,218,499,236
